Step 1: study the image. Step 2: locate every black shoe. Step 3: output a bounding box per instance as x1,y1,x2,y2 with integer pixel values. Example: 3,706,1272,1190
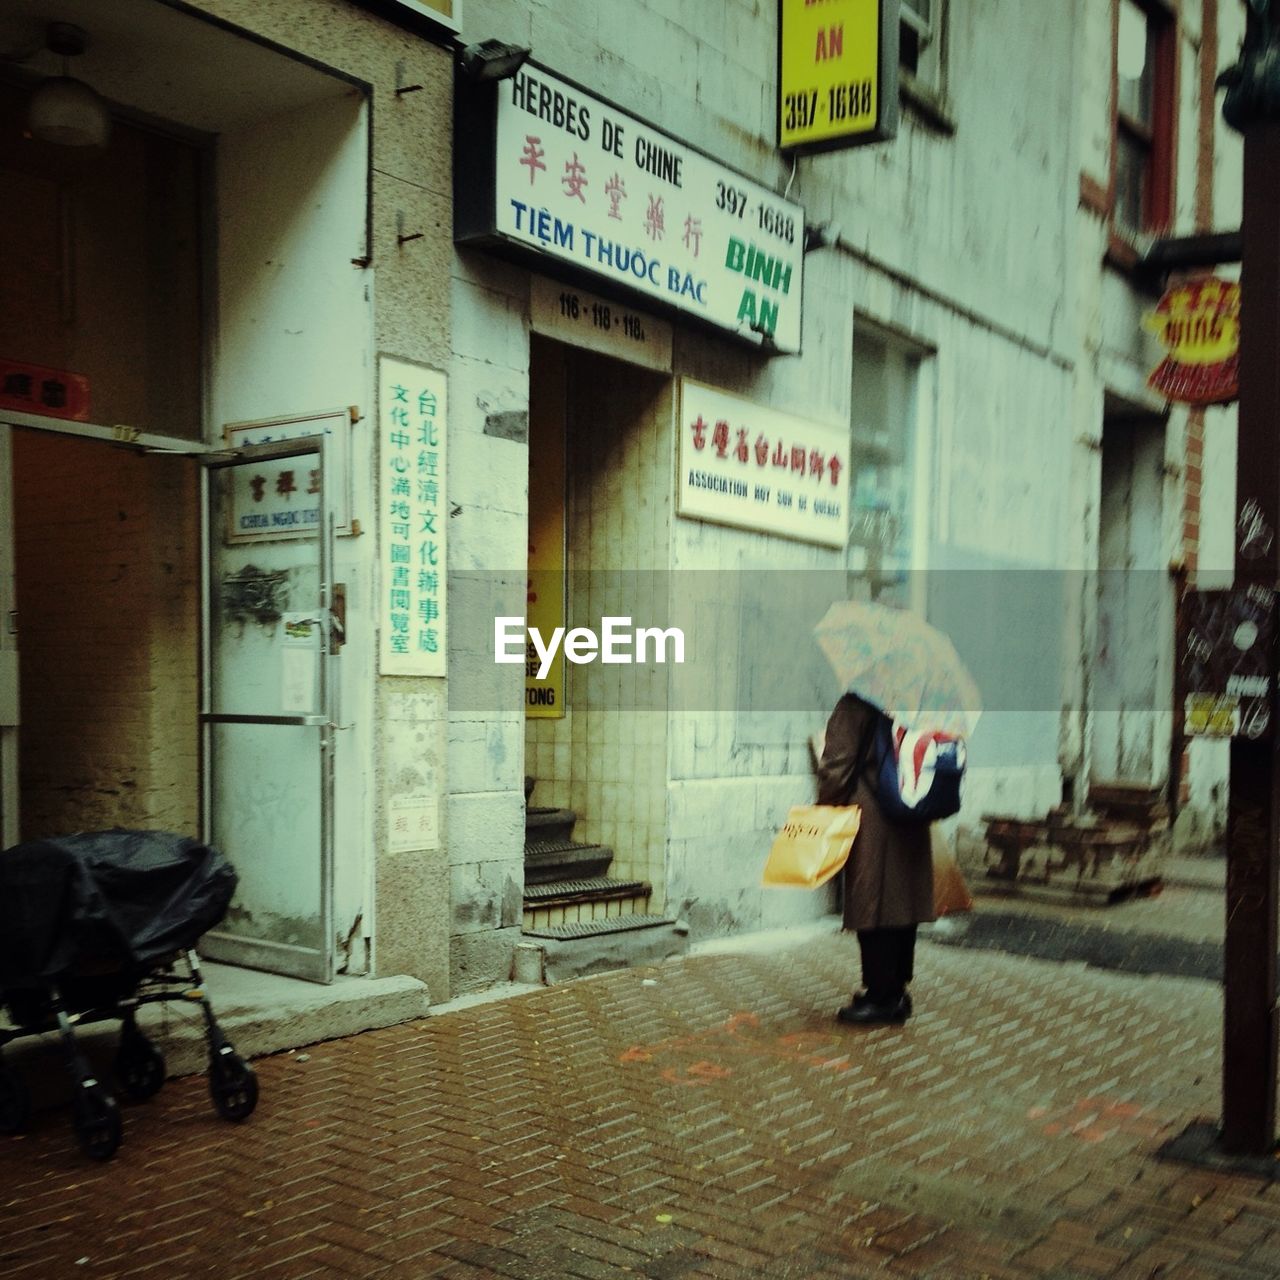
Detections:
847,990,912,1016
837,995,909,1026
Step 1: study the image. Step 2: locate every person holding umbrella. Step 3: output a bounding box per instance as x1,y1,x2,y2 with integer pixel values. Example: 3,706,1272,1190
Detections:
813,601,981,1026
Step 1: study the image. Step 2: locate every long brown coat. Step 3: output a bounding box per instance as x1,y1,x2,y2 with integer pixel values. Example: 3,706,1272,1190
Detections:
817,694,935,931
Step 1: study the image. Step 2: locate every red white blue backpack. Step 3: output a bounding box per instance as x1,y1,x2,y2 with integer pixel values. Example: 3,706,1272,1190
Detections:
868,713,966,824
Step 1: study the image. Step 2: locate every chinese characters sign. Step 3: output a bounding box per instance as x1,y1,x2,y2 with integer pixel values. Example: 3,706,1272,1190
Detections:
677,379,850,548
0,357,90,422
225,410,352,543
779,0,899,151
379,358,447,678
1145,276,1240,406
456,63,805,353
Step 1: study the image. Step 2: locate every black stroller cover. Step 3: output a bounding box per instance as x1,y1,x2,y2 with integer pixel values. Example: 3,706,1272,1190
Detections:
0,830,237,989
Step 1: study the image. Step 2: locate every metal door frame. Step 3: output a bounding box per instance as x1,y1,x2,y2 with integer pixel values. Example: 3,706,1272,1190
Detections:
198,434,337,983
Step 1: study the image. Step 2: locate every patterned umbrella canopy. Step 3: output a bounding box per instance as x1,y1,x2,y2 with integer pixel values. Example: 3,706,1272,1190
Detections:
813,600,982,737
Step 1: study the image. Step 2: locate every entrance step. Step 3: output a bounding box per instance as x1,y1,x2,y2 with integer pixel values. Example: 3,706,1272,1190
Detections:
524,837,614,884
523,876,652,911
522,875,653,931
525,806,577,844
523,913,676,940
521,915,689,984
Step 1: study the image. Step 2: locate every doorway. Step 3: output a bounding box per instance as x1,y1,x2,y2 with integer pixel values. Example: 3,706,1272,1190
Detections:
523,336,673,927
10,428,200,840
1093,409,1174,786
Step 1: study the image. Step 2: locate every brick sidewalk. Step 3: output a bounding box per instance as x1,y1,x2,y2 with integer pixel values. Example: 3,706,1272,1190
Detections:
2,934,1275,1280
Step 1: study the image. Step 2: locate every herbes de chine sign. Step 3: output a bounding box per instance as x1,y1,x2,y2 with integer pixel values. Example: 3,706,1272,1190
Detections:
455,62,805,353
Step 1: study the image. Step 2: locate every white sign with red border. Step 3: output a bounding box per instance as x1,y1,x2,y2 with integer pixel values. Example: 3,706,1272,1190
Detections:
676,379,850,548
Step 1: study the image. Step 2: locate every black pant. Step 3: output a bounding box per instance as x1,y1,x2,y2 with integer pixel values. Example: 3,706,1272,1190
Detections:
856,926,917,1003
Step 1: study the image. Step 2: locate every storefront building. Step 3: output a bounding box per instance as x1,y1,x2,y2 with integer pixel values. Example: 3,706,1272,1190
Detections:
1,0,1245,1002
0,0,458,994
443,0,1244,990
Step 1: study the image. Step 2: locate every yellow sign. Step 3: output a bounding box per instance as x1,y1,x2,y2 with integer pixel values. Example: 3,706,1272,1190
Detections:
778,0,896,150
526,353,566,718
1184,693,1239,739
1144,276,1240,405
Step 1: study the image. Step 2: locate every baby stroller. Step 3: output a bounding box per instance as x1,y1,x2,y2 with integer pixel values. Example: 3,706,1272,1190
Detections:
0,829,258,1160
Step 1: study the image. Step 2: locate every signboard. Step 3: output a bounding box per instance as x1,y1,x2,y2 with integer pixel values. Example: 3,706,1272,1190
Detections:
1145,276,1240,406
530,277,672,373
225,410,352,542
456,62,805,353
1180,587,1274,740
0,357,90,422
378,357,447,677
347,0,458,34
778,0,899,151
388,793,441,852
676,379,850,548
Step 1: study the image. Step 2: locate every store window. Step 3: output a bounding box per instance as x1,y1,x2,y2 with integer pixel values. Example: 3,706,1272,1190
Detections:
849,327,923,593
1113,0,1175,236
900,0,947,104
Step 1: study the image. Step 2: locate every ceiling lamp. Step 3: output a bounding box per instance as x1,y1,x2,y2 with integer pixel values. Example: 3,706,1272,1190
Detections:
27,22,111,148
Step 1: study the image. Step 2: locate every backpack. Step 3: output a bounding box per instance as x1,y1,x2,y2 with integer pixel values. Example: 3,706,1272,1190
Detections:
866,712,966,824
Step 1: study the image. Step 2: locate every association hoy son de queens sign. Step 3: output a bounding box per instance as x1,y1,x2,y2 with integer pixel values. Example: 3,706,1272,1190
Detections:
455,63,805,353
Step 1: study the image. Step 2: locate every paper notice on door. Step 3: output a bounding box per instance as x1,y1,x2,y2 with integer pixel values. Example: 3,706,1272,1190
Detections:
281,647,317,713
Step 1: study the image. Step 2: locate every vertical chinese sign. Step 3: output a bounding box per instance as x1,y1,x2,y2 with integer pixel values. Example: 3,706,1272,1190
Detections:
379,357,447,677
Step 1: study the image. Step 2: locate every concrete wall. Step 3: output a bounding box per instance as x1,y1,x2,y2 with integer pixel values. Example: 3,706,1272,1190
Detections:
436,0,1246,971
184,0,456,991
446,248,530,992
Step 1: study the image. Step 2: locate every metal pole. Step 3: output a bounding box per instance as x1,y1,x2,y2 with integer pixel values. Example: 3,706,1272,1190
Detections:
1222,81,1280,1149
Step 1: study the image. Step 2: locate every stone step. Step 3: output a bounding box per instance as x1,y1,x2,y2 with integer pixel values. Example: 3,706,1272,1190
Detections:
520,915,689,984
525,806,577,844
523,837,614,883
523,876,652,910
523,913,677,940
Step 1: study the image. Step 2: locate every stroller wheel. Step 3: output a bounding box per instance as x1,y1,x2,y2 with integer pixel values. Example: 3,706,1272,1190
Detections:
208,1050,258,1122
115,1036,166,1101
73,1083,122,1161
0,1065,31,1135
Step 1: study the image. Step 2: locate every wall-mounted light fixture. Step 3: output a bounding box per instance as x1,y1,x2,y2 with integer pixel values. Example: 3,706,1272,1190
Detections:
803,222,843,254
457,39,531,84
26,22,111,148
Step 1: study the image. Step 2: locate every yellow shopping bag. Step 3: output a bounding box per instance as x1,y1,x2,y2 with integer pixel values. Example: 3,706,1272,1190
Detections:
762,804,862,889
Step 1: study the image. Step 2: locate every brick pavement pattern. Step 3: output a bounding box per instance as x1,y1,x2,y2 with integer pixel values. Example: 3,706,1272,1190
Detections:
2,934,1275,1279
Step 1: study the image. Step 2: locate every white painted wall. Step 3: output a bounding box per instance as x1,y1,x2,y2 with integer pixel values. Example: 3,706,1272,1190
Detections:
445,0,1245,958
212,91,376,969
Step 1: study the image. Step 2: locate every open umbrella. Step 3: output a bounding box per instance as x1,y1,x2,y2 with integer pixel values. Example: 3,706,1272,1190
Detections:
814,599,982,737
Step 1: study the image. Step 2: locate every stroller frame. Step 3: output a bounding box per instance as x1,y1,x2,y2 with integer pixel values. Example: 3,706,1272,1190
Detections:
0,947,257,1160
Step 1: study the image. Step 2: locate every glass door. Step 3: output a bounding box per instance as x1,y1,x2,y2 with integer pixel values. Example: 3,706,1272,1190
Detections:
199,436,336,982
